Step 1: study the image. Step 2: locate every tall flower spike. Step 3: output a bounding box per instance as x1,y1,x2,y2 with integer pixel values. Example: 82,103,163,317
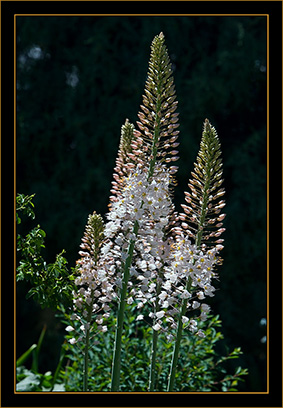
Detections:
77,211,105,265
135,32,180,181
109,119,145,208
179,119,226,249
74,211,106,391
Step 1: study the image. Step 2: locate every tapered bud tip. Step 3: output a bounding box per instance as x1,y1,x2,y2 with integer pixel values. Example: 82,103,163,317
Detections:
204,118,218,138
159,32,165,39
204,118,211,130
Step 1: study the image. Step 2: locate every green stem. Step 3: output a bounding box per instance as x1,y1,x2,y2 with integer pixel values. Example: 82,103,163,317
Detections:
83,328,90,391
148,280,162,391
167,144,213,391
167,279,191,391
149,330,159,391
111,221,139,391
83,291,95,392
111,66,163,391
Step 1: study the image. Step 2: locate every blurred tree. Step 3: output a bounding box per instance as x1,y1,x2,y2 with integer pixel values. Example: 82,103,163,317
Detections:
16,15,267,390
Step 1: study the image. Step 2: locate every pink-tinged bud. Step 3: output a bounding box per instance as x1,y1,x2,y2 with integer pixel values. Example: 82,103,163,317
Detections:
170,156,179,162
215,228,226,237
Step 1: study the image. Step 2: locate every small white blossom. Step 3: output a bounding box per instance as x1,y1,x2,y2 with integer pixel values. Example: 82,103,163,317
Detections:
182,316,189,324
156,310,165,319
152,322,162,331
192,301,201,309
196,329,206,338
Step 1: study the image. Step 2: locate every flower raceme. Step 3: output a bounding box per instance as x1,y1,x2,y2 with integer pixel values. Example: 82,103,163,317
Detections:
70,164,173,337
70,115,223,347
102,163,173,279
147,234,220,338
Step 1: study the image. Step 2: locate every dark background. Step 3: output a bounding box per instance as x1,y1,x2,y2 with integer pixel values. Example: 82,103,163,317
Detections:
15,12,268,392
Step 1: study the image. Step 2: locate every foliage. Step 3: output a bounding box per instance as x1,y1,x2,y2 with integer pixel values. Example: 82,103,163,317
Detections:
16,312,248,392
16,367,65,392
16,193,76,310
16,326,65,392
62,308,247,392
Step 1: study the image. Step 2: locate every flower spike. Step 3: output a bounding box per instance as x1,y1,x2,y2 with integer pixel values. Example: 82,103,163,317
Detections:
109,119,145,208
180,119,226,249
136,32,180,181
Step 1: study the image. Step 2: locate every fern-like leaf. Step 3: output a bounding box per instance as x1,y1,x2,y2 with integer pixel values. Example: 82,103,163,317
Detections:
179,119,226,249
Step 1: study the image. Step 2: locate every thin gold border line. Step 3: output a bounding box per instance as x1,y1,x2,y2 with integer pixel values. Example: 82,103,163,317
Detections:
14,13,269,396
14,13,269,17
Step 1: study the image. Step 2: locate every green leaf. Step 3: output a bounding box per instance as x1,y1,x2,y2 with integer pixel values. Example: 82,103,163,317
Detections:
16,344,37,367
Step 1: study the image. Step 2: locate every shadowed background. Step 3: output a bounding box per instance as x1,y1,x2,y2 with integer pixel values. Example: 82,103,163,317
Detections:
16,15,267,391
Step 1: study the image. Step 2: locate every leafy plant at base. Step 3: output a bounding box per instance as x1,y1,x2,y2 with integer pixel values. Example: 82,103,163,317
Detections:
63,308,247,392
16,326,66,392
16,193,76,310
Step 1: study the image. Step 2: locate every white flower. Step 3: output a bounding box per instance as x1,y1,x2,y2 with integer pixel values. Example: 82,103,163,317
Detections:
159,291,168,301
182,316,189,324
69,338,77,345
196,329,206,338
192,301,200,309
136,314,144,321
156,310,165,319
127,297,134,305
162,300,169,308
201,303,210,312
166,334,174,342
152,322,162,331
180,290,191,299
197,291,205,300
200,312,208,321
65,326,74,332
189,319,198,333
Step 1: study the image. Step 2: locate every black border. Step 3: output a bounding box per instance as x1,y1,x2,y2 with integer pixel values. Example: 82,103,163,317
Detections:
2,0,282,407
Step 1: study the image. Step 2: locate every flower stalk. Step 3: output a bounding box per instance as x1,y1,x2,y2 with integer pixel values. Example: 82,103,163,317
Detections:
111,31,180,391
74,211,104,392
167,119,225,391
111,220,139,391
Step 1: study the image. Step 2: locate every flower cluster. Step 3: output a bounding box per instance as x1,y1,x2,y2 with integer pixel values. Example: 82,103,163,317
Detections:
68,212,115,344
68,164,174,341
149,233,220,337
69,157,222,343
102,163,173,285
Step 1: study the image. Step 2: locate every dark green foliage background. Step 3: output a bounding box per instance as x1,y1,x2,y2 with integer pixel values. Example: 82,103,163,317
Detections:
16,16,267,391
